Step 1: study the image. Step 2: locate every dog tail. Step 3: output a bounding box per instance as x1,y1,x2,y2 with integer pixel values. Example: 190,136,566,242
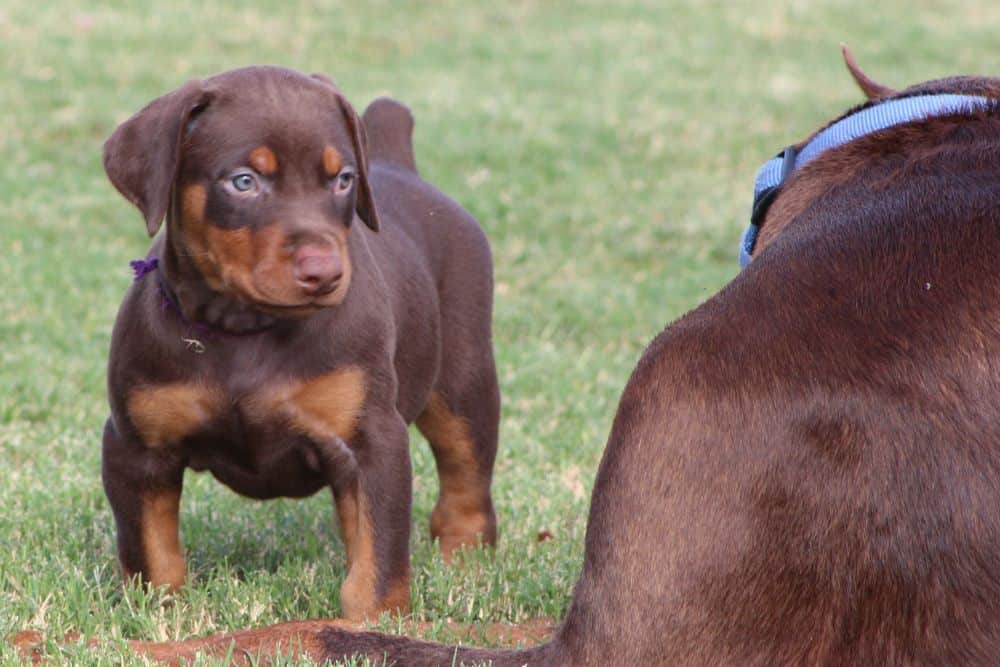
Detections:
363,97,419,174
313,626,561,666
123,619,563,666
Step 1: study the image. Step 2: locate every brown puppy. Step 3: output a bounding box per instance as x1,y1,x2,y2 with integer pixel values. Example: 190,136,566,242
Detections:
101,67,500,622
128,54,1000,665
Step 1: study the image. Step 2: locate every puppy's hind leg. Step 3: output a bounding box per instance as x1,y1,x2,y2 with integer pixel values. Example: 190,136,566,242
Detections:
415,202,501,562
416,364,500,562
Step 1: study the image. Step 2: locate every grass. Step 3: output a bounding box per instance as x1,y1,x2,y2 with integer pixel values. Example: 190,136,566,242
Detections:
2,0,1000,664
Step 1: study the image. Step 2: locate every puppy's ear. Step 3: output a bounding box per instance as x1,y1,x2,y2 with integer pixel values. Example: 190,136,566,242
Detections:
335,92,381,232
310,75,380,231
103,79,208,236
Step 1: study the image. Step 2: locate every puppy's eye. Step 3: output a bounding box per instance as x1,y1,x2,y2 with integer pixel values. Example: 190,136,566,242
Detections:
335,170,355,192
232,173,257,192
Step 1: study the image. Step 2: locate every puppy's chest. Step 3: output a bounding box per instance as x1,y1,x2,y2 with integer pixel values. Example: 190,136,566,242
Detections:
126,365,368,461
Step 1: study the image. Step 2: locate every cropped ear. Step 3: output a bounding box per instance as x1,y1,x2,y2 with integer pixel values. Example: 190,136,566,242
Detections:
841,45,896,101
103,79,208,236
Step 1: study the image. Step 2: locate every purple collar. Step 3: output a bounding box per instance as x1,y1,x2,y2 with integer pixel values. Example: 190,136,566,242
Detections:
129,257,160,280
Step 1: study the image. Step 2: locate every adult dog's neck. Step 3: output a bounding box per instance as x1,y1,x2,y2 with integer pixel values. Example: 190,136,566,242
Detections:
756,105,1000,257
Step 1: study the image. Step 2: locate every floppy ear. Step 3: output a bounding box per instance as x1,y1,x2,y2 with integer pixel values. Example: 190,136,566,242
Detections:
309,74,380,231
335,93,381,232
841,45,896,101
103,79,208,236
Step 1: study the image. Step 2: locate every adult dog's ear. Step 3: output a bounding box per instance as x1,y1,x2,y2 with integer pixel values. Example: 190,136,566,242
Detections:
841,45,896,101
103,79,208,236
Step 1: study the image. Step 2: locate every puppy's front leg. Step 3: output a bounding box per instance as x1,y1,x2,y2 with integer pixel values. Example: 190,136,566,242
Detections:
101,418,187,592
315,409,412,622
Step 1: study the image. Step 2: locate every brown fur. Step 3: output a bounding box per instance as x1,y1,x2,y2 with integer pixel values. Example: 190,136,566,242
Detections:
116,60,1000,666
101,68,500,621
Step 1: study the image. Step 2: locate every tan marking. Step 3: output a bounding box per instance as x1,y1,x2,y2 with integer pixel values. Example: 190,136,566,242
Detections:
335,484,360,565
140,490,185,591
182,183,206,222
180,182,230,292
416,393,496,561
323,145,343,176
337,487,410,621
181,182,271,297
182,200,353,309
381,575,411,616
204,224,257,293
180,182,356,308
249,146,278,175
187,221,275,297
248,366,366,442
128,383,223,448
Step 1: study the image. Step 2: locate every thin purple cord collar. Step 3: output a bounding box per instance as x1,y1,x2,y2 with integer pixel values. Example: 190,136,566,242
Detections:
130,257,159,280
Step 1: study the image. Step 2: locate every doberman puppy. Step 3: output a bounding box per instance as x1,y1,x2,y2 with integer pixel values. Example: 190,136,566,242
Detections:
101,67,500,622
127,52,1000,665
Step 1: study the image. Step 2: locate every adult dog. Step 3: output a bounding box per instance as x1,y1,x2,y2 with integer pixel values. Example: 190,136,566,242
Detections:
133,52,999,665
101,67,500,622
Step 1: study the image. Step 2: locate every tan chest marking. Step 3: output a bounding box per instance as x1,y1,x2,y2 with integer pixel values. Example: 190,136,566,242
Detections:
128,383,224,448
249,367,367,442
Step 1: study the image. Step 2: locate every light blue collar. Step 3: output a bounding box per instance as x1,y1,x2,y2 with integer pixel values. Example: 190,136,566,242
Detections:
739,93,994,269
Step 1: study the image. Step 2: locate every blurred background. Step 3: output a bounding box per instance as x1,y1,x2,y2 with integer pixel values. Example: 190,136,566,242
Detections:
2,1,999,661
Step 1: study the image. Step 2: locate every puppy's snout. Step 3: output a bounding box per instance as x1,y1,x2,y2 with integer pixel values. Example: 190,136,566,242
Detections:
294,246,343,296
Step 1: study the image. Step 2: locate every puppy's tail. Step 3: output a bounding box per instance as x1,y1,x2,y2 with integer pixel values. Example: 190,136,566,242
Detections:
363,97,419,174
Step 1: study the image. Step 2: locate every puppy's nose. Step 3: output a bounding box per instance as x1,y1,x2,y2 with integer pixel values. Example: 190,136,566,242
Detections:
294,246,343,296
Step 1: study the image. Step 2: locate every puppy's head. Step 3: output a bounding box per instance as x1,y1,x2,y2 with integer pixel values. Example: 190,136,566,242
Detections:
103,66,380,314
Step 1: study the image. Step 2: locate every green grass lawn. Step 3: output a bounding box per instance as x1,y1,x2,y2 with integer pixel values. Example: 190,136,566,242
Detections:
2,1,1000,664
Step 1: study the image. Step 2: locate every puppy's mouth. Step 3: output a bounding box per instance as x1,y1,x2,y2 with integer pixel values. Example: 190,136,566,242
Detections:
242,284,348,318
203,243,352,318
253,300,330,318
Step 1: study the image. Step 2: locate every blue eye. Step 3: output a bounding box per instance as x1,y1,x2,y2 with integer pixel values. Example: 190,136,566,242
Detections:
336,170,355,191
232,173,256,191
